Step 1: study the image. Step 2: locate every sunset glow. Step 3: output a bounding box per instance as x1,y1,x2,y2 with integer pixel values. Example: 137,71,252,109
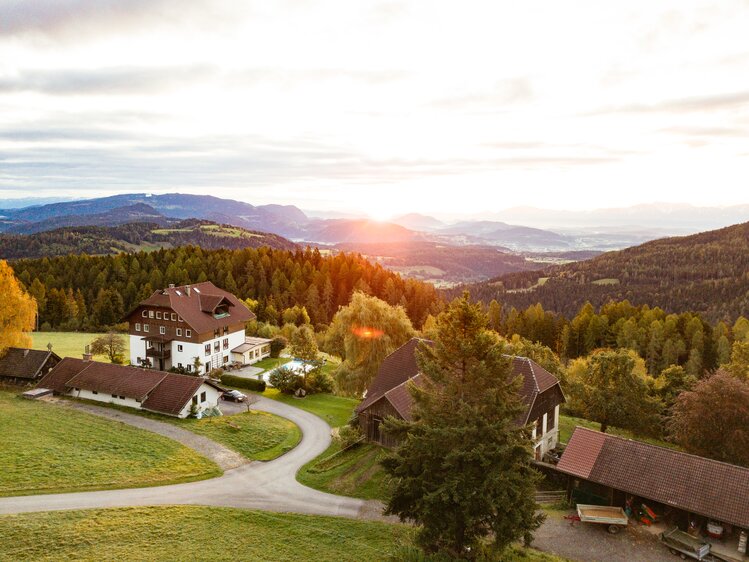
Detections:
351,326,385,340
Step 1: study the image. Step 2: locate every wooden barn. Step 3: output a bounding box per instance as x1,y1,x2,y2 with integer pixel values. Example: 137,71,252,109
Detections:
356,338,565,457
0,347,61,386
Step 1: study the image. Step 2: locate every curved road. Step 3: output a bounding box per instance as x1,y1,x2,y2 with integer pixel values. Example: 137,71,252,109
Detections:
0,396,376,519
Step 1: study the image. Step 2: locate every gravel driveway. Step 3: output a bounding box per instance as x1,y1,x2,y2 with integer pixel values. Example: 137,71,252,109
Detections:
533,510,675,562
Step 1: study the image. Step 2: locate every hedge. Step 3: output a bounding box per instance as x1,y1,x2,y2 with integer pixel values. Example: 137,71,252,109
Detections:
220,374,267,392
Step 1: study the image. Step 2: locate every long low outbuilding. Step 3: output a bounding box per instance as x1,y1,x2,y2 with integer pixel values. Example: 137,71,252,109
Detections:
38,357,224,418
557,427,749,535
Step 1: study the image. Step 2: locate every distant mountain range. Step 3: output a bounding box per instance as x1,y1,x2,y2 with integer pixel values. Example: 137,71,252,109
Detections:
460,221,749,322
0,219,297,260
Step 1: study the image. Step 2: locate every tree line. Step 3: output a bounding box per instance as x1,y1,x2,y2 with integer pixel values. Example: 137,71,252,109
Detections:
10,245,441,332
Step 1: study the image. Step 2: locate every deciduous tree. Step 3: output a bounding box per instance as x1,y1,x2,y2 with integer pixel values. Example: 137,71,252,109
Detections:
0,260,37,352
325,291,414,396
668,370,749,467
89,332,127,364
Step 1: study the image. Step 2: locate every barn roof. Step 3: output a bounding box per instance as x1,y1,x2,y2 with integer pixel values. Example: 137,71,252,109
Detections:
0,348,60,380
356,338,564,424
557,427,749,529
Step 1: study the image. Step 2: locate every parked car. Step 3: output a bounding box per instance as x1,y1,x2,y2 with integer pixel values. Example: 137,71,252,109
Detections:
222,389,246,402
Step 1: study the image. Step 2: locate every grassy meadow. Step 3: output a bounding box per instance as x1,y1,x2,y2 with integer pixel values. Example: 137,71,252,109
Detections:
176,410,301,461
298,441,389,501
31,331,129,363
0,391,220,497
259,388,359,429
0,506,568,562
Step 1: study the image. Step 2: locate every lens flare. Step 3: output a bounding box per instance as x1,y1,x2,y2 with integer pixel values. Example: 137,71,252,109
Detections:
352,326,384,339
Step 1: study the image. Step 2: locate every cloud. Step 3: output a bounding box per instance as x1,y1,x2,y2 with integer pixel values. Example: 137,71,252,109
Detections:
0,65,216,95
429,78,534,110
0,0,242,40
658,125,746,137
589,90,749,115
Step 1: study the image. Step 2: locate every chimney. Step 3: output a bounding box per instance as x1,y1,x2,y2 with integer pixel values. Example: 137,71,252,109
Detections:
23,349,29,357
83,344,92,362
185,285,191,296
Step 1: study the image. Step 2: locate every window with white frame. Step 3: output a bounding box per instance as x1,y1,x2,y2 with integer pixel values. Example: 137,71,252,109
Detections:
177,344,183,352
205,344,211,356
144,324,149,332
149,310,154,318
142,310,148,317
156,311,161,319
171,313,177,321
185,329,191,337
135,323,141,331
159,326,166,335
176,328,182,336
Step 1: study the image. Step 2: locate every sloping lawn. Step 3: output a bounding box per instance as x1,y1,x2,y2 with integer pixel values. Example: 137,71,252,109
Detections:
31,331,129,363
177,411,301,461
298,441,389,501
260,388,359,428
0,506,567,562
0,391,220,497
559,414,680,450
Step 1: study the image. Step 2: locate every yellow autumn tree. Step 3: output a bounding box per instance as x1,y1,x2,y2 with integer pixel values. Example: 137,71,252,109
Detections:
0,260,37,353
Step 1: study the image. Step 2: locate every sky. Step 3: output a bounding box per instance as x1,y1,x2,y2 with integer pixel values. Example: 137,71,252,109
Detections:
1,1,748,220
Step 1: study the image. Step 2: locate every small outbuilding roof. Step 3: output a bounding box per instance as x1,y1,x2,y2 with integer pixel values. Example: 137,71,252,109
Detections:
232,337,272,354
557,427,749,529
0,347,60,380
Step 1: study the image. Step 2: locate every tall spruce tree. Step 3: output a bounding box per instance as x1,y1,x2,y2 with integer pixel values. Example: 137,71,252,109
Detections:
382,293,543,559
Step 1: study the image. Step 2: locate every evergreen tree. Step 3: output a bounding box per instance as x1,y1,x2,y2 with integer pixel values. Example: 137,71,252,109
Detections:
382,293,543,558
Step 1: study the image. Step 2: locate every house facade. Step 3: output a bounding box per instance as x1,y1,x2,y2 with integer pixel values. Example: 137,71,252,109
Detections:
0,347,61,385
38,357,223,418
231,336,272,365
125,281,254,374
356,338,565,458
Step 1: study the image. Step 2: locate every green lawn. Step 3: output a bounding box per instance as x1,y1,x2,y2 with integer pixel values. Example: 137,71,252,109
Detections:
0,506,566,562
559,414,680,450
298,441,389,501
31,331,129,363
69,398,301,462
252,356,291,371
0,391,220,497
176,411,301,461
259,388,359,428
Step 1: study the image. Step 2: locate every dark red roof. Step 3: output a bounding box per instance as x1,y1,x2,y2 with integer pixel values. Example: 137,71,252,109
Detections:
128,281,254,335
0,348,60,380
38,358,223,417
37,357,91,392
142,374,220,416
356,338,564,424
557,427,749,529
65,362,166,400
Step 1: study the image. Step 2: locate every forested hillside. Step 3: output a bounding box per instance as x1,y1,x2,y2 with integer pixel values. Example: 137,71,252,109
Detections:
11,246,441,331
464,221,749,322
0,220,297,259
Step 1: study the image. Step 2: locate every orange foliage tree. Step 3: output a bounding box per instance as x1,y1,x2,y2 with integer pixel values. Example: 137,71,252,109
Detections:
0,260,37,352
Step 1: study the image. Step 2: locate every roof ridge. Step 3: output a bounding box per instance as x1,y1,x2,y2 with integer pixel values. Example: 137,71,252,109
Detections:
573,427,749,472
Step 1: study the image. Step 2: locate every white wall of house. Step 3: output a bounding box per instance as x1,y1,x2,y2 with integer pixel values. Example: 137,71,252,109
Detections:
533,404,561,459
68,387,143,410
130,329,245,373
231,344,271,365
176,383,221,418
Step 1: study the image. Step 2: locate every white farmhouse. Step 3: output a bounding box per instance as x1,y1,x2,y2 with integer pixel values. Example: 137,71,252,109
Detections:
38,357,223,418
125,281,254,374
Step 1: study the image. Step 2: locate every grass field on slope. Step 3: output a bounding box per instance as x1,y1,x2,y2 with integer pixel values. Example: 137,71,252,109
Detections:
0,391,220,497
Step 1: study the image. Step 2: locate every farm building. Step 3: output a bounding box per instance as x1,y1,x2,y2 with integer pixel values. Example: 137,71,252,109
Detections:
0,347,61,385
558,427,749,559
231,337,272,365
37,357,223,418
356,338,565,457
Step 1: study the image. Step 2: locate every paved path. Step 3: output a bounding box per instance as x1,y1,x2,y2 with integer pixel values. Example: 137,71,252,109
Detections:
0,396,371,519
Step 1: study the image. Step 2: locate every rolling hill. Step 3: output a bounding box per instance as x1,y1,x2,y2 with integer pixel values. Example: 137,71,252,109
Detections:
0,220,297,259
462,221,749,321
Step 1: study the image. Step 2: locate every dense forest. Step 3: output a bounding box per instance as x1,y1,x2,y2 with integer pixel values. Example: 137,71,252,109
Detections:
462,221,749,322
487,299,749,377
10,246,441,332
0,220,297,259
